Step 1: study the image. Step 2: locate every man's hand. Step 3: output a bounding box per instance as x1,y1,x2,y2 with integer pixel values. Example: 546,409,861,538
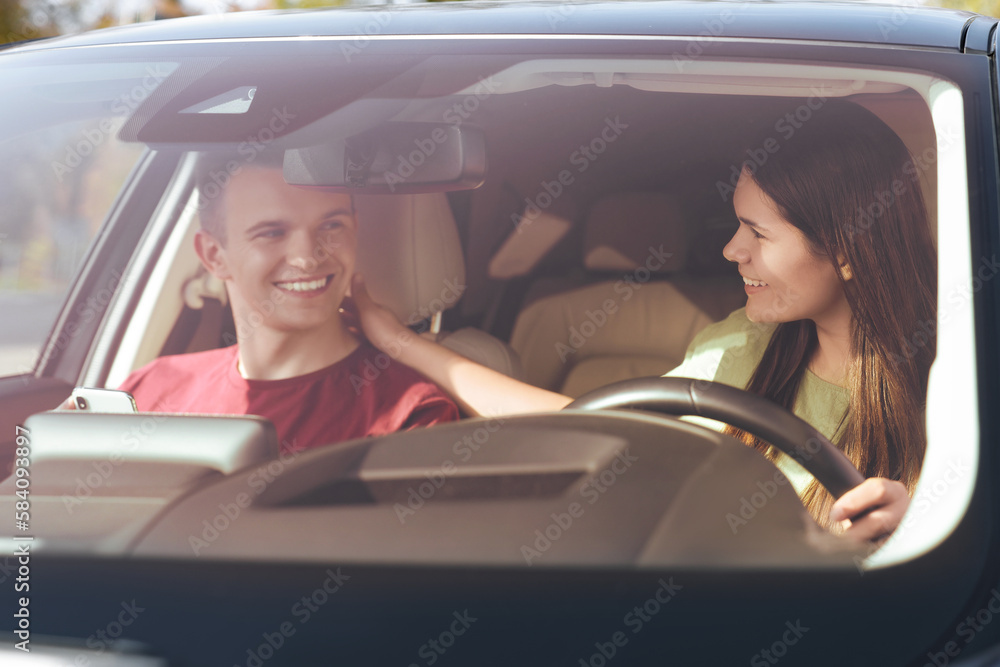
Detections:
830,477,909,543
343,273,410,353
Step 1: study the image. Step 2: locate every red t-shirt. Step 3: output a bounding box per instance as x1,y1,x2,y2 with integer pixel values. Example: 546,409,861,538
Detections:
119,343,458,454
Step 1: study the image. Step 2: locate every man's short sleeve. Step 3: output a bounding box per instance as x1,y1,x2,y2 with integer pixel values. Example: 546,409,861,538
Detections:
401,392,460,430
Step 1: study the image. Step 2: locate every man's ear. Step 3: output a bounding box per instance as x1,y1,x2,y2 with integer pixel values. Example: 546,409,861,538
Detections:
194,230,232,281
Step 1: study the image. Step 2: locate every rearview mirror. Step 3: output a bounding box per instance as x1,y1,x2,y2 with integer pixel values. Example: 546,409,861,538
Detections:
283,122,487,193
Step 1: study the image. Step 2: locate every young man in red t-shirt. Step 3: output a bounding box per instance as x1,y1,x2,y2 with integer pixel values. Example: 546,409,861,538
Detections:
119,154,458,453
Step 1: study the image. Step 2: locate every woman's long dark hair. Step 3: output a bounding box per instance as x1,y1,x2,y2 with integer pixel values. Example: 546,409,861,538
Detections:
725,101,937,528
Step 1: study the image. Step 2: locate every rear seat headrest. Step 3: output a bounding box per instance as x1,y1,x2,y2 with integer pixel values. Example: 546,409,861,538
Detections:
354,193,467,325
583,192,686,273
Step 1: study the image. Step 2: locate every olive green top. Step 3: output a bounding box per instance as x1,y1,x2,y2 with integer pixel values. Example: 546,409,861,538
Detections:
665,308,850,495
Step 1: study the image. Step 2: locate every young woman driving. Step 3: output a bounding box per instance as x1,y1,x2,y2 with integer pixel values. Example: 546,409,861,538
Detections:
349,100,937,543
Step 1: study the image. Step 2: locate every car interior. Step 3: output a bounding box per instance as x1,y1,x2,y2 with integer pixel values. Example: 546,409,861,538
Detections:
103,60,940,396
2,49,977,574
5,5,1000,660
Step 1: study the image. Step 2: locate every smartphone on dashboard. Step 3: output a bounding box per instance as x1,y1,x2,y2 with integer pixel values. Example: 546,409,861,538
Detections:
69,387,138,413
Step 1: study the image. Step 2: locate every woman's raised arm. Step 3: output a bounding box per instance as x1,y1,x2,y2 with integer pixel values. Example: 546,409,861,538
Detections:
348,273,572,417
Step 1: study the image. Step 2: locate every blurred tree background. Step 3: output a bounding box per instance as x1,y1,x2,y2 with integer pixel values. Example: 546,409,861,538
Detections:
931,0,1000,14
1,0,998,45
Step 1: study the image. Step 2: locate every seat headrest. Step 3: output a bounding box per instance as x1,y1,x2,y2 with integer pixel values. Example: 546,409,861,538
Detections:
583,192,686,273
354,193,466,326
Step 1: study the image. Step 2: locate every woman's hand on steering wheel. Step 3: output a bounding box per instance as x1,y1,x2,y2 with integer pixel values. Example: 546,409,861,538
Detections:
830,477,910,543
564,377,915,543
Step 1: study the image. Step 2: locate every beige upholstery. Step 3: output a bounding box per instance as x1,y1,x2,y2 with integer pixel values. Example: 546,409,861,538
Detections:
511,282,715,396
354,193,523,381
354,193,467,325
509,191,742,396
564,356,678,398
489,210,572,279
436,327,523,381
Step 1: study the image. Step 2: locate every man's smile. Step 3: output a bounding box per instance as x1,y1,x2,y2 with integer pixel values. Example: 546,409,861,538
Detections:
274,274,334,295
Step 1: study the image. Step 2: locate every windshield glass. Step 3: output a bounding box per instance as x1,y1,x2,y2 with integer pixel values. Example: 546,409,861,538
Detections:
0,57,168,376
0,39,971,573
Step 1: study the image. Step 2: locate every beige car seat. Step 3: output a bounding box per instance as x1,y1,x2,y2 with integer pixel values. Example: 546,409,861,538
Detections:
510,192,744,397
354,193,523,382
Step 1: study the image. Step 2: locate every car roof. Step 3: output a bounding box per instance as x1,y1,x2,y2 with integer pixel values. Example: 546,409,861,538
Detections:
2,0,988,54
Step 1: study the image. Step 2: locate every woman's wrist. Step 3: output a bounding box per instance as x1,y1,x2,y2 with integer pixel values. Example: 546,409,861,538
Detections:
375,322,423,362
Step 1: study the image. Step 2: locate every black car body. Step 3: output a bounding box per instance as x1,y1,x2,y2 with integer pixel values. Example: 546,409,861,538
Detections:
0,1,999,665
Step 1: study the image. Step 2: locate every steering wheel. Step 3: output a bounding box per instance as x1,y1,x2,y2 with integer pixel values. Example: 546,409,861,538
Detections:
564,377,864,498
